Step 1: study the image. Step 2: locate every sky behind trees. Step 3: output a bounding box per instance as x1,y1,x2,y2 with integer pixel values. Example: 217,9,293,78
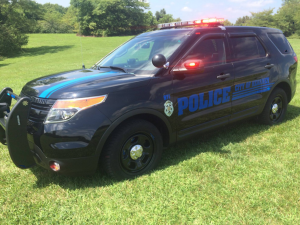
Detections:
35,0,282,23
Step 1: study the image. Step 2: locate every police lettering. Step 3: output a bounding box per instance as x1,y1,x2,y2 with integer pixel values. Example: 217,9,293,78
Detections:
178,86,231,116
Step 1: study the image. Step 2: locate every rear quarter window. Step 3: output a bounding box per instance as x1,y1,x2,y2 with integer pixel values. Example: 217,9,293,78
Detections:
267,33,293,54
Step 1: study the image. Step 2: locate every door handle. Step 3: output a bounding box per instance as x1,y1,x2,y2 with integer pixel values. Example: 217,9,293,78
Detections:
265,64,274,69
217,73,230,79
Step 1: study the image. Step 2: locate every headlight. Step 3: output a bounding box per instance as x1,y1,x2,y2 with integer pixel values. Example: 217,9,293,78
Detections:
45,95,107,124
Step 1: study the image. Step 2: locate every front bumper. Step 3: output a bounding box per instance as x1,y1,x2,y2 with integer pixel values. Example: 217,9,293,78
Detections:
0,87,105,174
31,143,99,175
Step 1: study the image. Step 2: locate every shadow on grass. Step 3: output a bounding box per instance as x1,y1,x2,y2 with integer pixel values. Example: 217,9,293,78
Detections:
0,64,9,68
22,45,74,57
31,104,300,189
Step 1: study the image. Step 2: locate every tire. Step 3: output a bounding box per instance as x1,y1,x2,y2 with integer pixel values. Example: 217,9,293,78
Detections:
101,119,163,180
258,87,288,125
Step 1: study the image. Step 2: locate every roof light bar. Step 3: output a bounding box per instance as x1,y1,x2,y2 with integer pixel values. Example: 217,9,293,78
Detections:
158,18,224,29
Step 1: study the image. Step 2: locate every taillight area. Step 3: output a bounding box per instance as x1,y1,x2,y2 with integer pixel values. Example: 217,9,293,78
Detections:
294,56,298,63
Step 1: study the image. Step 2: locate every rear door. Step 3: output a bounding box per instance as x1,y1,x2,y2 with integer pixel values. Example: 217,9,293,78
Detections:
172,33,234,139
228,32,275,122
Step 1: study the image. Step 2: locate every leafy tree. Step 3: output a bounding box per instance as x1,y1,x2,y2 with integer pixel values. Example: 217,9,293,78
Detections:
41,3,67,14
0,25,28,56
19,0,44,32
143,11,157,31
235,16,252,26
158,14,180,23
282,0,300,5
71,0,151,36
223,20,233,26
38,11,63,33
37,3,74,33
61,6,78,33
275,1,300,36
155,8,166,21
247,9,276,28
0,0,32,56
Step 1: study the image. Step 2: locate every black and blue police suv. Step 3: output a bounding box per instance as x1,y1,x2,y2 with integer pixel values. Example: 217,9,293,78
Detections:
0,18,298,180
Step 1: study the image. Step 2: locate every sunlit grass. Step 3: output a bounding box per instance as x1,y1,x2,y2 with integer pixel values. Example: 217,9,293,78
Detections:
0,34,300,224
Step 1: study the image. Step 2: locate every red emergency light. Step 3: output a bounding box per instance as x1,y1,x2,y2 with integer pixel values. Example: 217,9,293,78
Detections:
184,60,203,69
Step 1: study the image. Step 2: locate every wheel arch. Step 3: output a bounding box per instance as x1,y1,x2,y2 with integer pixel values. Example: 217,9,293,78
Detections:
95,109,175,159
274,81,292,103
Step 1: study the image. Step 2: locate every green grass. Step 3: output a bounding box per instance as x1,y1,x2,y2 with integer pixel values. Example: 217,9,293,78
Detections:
1,34,300,224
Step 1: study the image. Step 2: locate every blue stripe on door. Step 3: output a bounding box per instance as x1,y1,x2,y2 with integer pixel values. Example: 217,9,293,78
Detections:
232,87,271,101
232,83,274,97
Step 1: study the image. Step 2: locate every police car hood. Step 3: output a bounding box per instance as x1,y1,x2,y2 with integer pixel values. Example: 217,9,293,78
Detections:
21,69,152,99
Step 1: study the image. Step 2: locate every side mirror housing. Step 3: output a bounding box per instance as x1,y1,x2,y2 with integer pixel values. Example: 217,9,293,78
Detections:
152,54,167,68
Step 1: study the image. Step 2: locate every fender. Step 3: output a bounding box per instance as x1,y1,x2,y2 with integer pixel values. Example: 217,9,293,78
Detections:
94,108,176,158
258,78,292,114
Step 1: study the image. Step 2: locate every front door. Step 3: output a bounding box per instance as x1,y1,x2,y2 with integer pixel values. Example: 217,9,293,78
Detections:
172,33,234,139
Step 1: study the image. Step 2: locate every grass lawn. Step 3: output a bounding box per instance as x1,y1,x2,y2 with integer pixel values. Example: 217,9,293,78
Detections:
0,34,300,224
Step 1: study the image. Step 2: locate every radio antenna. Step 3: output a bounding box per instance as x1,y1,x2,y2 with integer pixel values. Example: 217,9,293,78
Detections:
77,3,85,69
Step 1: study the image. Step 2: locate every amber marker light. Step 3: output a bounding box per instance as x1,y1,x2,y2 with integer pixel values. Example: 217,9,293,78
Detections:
52,95,107,110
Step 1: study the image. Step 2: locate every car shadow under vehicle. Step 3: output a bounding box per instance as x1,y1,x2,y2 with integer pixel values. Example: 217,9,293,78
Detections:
31,104,300,189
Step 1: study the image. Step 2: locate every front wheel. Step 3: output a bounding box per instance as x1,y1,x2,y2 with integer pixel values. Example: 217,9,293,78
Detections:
258,87,288,125
101,119,163,180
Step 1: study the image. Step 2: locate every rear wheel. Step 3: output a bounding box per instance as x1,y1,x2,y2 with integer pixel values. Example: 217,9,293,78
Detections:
258,88,288,125
101,119,163,180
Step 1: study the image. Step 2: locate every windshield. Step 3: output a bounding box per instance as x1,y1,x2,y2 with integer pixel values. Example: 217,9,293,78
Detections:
96,34,188,75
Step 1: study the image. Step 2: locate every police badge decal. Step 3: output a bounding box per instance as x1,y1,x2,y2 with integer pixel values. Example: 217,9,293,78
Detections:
164,100,174,117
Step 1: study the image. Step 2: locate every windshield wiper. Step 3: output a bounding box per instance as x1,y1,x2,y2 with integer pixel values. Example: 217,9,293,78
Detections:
98,66,127,73
109,66,127,73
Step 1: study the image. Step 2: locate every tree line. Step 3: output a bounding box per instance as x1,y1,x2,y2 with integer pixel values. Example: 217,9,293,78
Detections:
234,0,300,37
0,0,179,56
1,0,300,57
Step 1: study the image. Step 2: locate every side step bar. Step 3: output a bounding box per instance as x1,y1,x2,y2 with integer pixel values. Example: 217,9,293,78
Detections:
0,87,36,169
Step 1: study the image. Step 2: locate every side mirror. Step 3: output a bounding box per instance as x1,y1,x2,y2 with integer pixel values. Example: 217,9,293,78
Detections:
152,54,167,68
172,59,204,74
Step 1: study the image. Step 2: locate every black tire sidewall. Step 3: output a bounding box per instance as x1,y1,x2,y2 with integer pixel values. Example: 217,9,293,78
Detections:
102,119,163,180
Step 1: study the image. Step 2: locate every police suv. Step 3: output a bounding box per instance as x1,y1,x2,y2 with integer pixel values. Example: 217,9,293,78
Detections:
0,18,298,180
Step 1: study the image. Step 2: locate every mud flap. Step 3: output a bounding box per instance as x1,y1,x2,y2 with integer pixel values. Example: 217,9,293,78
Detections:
0,88,36,169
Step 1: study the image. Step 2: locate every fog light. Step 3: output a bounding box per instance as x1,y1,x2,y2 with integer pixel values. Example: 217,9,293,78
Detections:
49,161,60,172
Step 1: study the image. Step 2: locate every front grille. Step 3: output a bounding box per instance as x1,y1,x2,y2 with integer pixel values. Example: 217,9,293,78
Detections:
20,92,55,123
29,102,53,123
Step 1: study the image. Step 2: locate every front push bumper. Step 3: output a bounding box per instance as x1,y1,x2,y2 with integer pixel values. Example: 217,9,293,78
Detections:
0,87,100,174
0,87,36,169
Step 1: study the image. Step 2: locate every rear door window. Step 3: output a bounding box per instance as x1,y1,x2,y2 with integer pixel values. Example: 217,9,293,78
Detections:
230,36,266,61
267,33,293,54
